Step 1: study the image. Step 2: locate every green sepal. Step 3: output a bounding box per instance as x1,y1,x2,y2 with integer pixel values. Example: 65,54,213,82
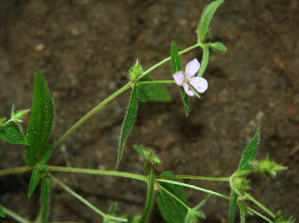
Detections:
40,176,52,223
133,145,160,168
156,172,188,223
254,156,287,180
197,0,224,42
25,69,54,167
139,168,155,223
28,166,41,198
0,124,29,145
39,142,55,164
137,74,171,102
118,85,138,165
129,59,142,81
181,87,189,117
0,204,5,218
210,42,227,52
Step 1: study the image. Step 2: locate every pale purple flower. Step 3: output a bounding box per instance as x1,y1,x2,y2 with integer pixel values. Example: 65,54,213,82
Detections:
173,58,208,96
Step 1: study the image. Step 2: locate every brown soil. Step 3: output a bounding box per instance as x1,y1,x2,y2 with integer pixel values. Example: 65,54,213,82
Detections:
0,0,298,222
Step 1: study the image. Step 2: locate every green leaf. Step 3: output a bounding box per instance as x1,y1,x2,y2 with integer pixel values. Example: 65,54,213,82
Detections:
0,124,29,145
157,172,188,223
39,142,54,164
0,117,6,125
238,127,260,172
133,145,145,156
137,75,171,102
229,128,260,222
139,168,155,223
0,204,5,218
181,87,189,117
118,85,138,165
40,176,52,223
197,0,224,42
228,190,237,223
25,69,55,167
170,41,182,74
210,42,227,52
28,167,41,198
197,44,209,77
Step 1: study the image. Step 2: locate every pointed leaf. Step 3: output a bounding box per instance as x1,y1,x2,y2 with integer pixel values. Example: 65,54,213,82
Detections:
118,85,138,165
197,0,224,42
181,87,189,117
0,124,28,145
137,75,171,102
0,204,5,217
0,118,6,125
28,167,41,197
238,127,260,172
228,190,237,223
25,69,54,167
39,142,54,164
41,176,52,223
139,168,155,223
156,172,188,223
133,145,145,156
171,41,182,74
210,42,227,52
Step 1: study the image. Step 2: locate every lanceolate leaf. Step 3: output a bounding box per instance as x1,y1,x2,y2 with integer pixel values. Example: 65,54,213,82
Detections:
28,167,41,198
25,69,54,167
0,204,5,217
238,127,260,172
156,172,188,223
118,85,138,165
171,42,189,116
41,176,52,223
197,0,224,42
171,41,182,74
0,124,28,145
137,75,171,102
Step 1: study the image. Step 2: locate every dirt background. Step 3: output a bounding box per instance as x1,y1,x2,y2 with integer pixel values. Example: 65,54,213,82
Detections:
0,0,298,222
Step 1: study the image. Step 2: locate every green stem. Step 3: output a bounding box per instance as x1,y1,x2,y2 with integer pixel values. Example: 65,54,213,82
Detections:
138,80,175,85
0,166,32,176
1,206,30,223
50,175,127,222
246,193,275,218
248,207,273,223
157,175,230,182
53,83,131,150
158,179,230,200
47,166,145,181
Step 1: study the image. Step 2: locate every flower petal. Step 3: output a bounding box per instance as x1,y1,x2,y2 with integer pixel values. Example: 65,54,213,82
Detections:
183,83,195,96
173,71,184,85
190,77,208,93
185,58,200,78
